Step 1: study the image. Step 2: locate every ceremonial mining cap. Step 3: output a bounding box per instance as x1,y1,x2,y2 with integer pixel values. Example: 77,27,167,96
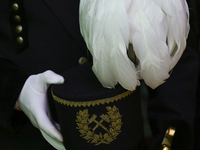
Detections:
51,63,143,150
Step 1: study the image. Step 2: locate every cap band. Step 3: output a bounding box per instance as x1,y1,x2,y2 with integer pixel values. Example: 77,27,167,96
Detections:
51,90,134,107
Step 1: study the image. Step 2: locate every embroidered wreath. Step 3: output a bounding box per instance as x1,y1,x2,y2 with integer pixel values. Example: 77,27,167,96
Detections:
76,105,122,145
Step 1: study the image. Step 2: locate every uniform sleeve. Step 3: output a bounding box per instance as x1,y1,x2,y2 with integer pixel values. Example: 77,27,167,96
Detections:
0,54,29,129
148,44,200,126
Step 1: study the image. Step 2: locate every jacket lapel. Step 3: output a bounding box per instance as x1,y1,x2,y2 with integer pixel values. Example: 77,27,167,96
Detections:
43,0,86,49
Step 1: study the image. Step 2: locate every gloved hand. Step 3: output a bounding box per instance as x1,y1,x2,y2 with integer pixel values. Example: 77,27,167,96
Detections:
18,70,66,150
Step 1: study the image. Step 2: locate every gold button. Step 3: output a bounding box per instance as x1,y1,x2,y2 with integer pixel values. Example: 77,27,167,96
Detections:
15,25,23,33
14,15,21,22
78,57,88,65
12,3,19,11
16,37,23,44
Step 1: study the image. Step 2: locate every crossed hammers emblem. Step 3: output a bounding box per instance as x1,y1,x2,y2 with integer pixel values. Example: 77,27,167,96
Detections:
88,114,110,132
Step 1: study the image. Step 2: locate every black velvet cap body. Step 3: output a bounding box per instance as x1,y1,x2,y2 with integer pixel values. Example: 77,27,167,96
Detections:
51,63,143,150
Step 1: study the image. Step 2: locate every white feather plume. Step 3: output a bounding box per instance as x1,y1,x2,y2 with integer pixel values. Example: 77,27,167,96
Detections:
79,0,189,90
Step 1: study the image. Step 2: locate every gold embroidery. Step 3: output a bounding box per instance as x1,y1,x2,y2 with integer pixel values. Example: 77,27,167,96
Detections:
76,105,122,145
51,90,134,107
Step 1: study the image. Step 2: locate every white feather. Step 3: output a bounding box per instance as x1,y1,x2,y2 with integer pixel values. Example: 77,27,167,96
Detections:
161,0,189,70
80,0,116,88
128,0,171,89
79,0,139,90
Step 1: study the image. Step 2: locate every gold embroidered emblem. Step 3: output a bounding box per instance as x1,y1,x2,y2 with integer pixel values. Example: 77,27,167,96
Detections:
76,105,122,145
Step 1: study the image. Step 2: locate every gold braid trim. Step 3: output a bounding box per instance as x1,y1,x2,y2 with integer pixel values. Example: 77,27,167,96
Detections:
51,90,134,107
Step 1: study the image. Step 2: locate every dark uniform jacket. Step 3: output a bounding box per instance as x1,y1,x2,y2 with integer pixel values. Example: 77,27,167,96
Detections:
0,0,89,149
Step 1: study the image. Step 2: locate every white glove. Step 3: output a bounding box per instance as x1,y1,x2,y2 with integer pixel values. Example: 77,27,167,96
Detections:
18,70,66,150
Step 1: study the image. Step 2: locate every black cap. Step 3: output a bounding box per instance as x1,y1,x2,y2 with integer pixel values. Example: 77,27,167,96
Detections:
51,63,143,150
